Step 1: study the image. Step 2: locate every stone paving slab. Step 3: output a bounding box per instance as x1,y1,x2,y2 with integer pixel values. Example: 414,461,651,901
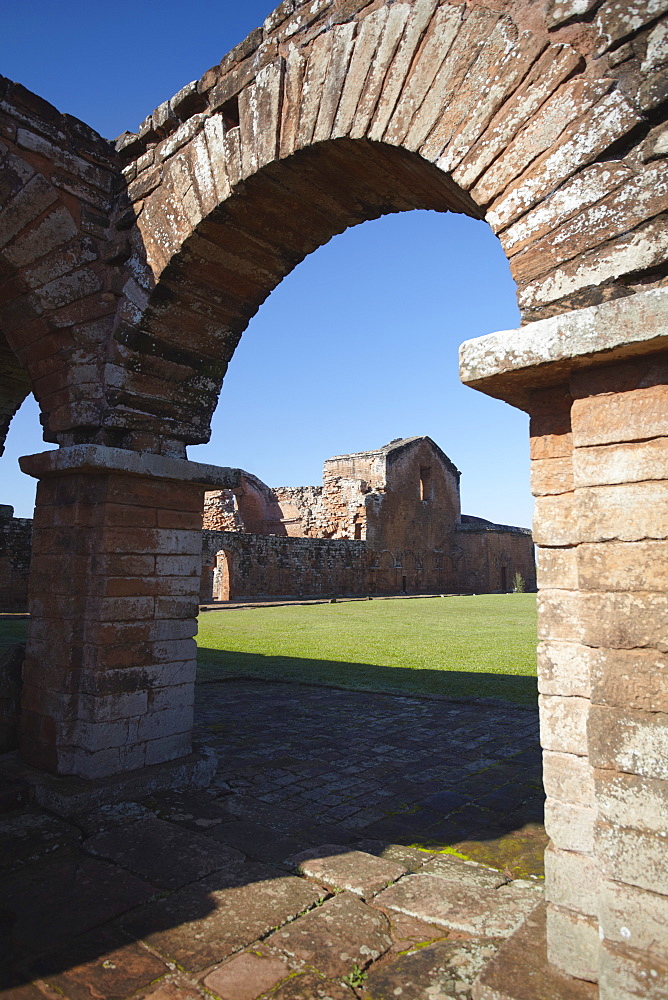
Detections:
26,925,169,1000
264,890,393,978
266,972,356,999
0,807,82,871
384,910,450,954
363,939,502,1000
72,801,154,836
202,950,292,1000
146,789,237,831
374,874,540,938
3,856,156,958
419,854,510,889
287,844,409,898
121,862,326,972
354,838,435,871
140,982,203,1000
472,903,598,1000
83,816,245,889
207,818,309,865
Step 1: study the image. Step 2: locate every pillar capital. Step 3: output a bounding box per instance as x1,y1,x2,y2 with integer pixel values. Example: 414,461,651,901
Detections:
459,287,668,410
19,444,240,490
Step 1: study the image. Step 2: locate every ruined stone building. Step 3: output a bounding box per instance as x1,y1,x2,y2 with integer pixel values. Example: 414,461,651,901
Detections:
1,0,667,995
200,436,535,600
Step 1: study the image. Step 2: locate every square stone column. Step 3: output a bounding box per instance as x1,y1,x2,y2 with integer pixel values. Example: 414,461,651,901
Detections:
19,445,239,779
460,287,668,998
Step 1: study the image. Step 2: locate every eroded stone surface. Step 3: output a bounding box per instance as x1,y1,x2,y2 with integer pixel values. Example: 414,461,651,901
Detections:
375,874,540,937
287,844,409,898
3,857,155,957
265,891,392,977
83,815,245,889
122,863,325,971
266,972,355,999
0,808,81,871
419,854,509,890
29,926,169,1000
203,950,292,1000
472,902,598,1000
364,939,501,1000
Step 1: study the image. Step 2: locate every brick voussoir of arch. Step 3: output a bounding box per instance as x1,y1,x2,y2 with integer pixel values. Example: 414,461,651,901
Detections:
104,0,665,450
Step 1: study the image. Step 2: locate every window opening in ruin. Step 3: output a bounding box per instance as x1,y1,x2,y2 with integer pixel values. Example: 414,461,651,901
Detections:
222,96,240,131
354,522,362,540
500,566,507,592
401,574,407,593
420,466,432,502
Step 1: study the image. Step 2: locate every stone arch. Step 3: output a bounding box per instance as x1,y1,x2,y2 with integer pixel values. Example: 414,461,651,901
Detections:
108,0,664,453
0,81,120,450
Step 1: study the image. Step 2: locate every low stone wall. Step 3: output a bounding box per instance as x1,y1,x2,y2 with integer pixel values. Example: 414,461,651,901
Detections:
202,531,369,600
201,526,536,601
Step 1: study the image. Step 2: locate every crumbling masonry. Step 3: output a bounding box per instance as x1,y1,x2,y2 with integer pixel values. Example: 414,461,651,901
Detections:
200,436,536,600
0,0,667,995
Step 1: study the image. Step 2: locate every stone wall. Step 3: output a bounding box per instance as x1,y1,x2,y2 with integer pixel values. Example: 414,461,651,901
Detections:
201,520,535,601
202,531,369,600
0,506,32,612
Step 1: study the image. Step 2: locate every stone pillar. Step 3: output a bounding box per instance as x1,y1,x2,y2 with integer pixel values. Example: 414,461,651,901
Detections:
460,287,668,998
18,445,238,780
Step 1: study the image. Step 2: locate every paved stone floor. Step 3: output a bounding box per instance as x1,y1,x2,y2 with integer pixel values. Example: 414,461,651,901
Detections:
1,679,551,1000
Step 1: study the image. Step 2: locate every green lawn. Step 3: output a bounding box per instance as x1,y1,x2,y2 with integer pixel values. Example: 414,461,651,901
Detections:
0,594,538,706
197,594,538,706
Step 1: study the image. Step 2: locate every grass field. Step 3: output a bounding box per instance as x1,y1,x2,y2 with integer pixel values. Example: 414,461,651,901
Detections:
0,593,538,706
197,593,538,706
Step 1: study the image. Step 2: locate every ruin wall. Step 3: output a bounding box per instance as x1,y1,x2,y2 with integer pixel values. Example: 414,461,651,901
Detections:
201,523,535,601
0,507,32,612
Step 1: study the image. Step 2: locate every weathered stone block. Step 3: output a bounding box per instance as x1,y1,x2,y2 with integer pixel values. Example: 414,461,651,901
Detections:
373,874,538,938
574,438,668,488
264,891,392,976
534,493,579,546
576,482,668,543
537,590,582,643
539,694,590,756
546,902,599,983
599,877,668,955
595,769,668,834
287,845,408,898
589,705,668,780
544,798,595,853
572,385,668,448
203,951,291,1000
538,641,591,697
595,819,668,896
544,844,599,917
543,750,596,808
578,540,668,591
536,547,578,590
532,458,576,500
578,592,668,651
599,940,668,1000
590,646,668,713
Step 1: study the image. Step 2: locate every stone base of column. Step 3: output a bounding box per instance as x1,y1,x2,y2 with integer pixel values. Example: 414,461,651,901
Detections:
472,903,598,1000
0,743,216,818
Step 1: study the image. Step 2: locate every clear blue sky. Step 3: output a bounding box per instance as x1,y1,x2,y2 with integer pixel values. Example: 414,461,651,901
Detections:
1,2,532,528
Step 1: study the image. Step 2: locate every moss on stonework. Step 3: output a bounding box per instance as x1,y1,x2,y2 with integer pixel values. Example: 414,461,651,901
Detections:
408,825,548,879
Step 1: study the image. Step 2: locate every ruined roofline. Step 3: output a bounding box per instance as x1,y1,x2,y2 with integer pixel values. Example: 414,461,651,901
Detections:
326,436,462,480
